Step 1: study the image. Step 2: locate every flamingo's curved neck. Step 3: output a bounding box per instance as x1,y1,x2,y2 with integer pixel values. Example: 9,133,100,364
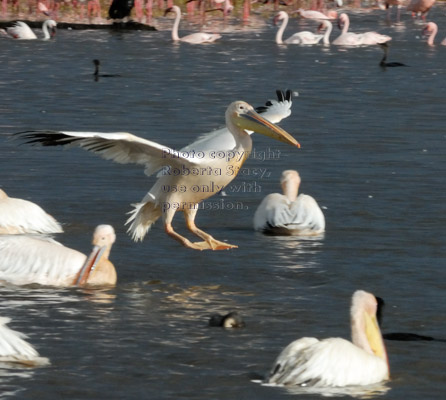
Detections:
275,14,288,45
322,22,333,45
341,15,350,35
42,21,51,40
428,24,437,45
171,7,181,41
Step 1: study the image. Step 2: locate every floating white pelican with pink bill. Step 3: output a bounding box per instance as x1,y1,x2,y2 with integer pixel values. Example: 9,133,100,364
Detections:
0,317,49,366
0,225,116,287
14,92,299,251
264,290,389,389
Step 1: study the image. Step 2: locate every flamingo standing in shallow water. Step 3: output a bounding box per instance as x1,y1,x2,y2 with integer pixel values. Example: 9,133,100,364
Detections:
253,170,325,236
422,22,446,45
407,0,435,21
275,11,332,45
333,13,391,46
264,290,389,387
6,19,57,40
384,0,404,23
0,225,117,287
0,317,49,366
165,5,221,44
0,189,63,235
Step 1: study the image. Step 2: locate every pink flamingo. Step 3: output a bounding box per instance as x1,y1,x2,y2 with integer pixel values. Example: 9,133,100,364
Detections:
407,0,435,20
332,13,391,46
275,11,333,45
164,5,221,44
145,0,153,24
423,22,446,45
384,0,404,23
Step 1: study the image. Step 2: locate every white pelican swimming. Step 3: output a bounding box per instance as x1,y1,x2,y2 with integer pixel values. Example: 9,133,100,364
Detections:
6,19,57,40
165,5,221,44
264,290,389,387
0,189,63,235
14,97,299,251
0,225,116,287
253,170,325,236
0,317,49,366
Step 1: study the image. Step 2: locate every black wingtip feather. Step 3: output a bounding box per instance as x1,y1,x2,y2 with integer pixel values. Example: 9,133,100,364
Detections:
12,131,81,147
276,90,285,102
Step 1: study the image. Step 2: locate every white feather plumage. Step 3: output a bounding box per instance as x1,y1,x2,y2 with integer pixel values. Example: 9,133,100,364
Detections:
0,317,49,366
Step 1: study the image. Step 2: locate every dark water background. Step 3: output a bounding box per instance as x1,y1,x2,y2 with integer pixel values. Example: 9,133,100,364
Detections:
0,5,445,399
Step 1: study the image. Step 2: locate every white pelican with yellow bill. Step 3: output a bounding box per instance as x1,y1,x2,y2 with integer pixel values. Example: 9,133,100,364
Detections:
14,92,299,251
0,317,49,366
0,189,63,235
265,290,389,387
0,225,116,287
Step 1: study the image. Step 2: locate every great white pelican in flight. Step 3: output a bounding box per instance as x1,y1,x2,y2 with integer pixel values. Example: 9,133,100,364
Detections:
13,92,299,251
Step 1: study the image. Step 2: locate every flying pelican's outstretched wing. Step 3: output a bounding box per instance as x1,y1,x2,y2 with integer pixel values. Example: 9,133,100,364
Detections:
13,130,206,177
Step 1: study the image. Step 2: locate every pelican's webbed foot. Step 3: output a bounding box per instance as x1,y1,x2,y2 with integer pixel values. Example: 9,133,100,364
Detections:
191,239,238,251
165,223,237,251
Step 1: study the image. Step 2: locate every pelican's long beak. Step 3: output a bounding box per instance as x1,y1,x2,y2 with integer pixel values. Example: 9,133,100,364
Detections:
238,109,300,148
364,311,387,361
74,245,106,286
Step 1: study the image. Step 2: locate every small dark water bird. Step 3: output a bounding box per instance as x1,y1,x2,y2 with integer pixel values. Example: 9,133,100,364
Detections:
377,297,445,342
208,312,245,328
93,59,122,81
379,43,408,68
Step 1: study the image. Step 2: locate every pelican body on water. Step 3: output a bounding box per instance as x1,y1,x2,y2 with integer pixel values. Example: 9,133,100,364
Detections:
14,94,299,251
0,189,63,235
264,290,389,387
0,317,49,366
253,170,325,236
0,225,116,287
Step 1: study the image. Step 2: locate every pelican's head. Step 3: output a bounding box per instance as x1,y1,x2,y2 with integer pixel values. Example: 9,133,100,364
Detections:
92,224,116,249
280,170,301,201
227,101,300,148
76,225,117,287
0,189,7,199
351,290,388,364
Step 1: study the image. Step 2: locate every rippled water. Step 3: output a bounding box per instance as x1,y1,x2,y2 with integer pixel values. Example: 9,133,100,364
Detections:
0,5,445,399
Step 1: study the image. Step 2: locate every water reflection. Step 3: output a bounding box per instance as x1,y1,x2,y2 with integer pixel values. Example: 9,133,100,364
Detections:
262,381,390,398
